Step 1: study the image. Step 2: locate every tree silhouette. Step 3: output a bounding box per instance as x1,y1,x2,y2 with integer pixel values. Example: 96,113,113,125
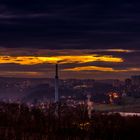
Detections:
0,102,139,140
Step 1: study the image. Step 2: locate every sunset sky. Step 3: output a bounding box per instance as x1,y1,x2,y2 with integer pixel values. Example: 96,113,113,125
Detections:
0,1,140,79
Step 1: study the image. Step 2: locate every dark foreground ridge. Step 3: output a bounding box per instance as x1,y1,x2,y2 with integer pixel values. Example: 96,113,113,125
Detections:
0,102,140,140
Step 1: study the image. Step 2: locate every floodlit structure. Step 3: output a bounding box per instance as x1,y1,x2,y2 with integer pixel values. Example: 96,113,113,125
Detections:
55,63,59,102
87,95,94,119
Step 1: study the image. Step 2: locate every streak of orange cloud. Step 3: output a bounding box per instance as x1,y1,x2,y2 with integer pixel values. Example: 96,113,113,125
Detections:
63,66,140,72
0,55,123,65
63,66,119,72
105,49,135,53
0,71,43,77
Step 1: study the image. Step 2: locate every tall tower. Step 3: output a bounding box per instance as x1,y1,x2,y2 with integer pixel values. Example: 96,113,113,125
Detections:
87,95,94,119
55,63,59,102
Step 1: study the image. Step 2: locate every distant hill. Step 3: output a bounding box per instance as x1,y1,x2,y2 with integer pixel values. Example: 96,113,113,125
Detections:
97,79,124,85
22,84,54,102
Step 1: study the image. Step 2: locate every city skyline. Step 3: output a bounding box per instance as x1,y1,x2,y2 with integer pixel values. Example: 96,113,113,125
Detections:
0,1,140,139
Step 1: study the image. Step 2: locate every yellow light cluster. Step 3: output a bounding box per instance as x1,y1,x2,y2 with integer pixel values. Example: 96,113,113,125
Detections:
0,55,123,65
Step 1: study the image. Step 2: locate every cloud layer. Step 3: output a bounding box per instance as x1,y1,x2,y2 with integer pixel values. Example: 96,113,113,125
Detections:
0,1,140,79
0,1,140,49
0,48,139,79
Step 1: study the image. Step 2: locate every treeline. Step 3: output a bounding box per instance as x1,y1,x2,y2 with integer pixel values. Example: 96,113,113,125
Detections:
0,102,140,140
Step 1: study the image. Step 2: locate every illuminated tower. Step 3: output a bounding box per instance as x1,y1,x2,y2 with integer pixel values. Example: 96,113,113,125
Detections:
87,95,94,119
55,63,59,102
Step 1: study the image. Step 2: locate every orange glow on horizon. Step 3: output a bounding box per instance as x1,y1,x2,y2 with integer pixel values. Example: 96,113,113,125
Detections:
64,66,115,72
0,55,123,65
63,66,127,72
63,66,140,72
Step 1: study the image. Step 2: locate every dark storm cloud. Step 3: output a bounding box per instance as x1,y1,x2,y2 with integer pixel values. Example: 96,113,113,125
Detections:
0,1,139,79
0,0,140,49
